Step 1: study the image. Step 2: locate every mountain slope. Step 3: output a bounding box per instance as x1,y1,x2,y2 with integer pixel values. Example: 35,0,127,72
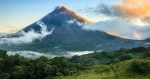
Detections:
0,6,148,53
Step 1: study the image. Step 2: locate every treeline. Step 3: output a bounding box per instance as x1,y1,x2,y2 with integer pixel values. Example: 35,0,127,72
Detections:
0,50,83,79
0,47,150,79
70,47,150,65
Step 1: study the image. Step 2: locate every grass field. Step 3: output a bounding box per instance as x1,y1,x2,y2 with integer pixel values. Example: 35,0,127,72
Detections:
56,58,150,79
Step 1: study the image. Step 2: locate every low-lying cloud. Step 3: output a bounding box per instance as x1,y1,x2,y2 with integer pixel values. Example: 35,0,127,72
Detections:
0,21,55,44
7,50,94,59
7,51,55,59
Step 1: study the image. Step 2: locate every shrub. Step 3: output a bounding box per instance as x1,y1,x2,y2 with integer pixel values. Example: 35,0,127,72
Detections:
140,51,150,58
127,60,150,75
119,54,132,61
0,50,7,58
95,66,110,73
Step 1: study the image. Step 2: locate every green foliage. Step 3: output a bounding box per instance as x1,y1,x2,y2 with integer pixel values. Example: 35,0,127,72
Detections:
1,47,150,79
140,51,150,58
0,51,79,79
0,50,7,58
57,58,150,79
129,47,148,53
69,47,150,65
119,54,132,61
126,60,150,75
94,65,110,73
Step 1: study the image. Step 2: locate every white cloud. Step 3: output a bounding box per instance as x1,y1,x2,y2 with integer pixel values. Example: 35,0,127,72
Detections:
80,2,150,40
67,51,94,56
0,21,55,44
7,51,55,59
83,17,150,40
7,50,94,59
66,19,84,26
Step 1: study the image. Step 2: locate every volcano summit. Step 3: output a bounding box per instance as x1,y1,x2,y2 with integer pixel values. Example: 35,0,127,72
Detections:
0,6,149,53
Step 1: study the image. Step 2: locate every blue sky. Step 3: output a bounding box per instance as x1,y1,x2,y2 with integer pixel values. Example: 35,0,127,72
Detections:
0,0,118,33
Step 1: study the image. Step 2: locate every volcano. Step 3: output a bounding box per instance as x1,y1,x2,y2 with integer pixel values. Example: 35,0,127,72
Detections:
0,6,148,53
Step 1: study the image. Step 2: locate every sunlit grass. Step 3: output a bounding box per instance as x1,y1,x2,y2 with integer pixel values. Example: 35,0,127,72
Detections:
56,58,150,79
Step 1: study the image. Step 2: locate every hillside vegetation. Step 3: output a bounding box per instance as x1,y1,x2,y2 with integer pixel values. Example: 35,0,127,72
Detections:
0,47,150,79
57,58,150,79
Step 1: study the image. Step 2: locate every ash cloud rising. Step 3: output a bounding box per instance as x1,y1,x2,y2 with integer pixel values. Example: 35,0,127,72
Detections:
82,0,150,40
0,21,55,44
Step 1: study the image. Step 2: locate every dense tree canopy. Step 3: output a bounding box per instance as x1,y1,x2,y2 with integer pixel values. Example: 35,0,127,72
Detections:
0,47,150,79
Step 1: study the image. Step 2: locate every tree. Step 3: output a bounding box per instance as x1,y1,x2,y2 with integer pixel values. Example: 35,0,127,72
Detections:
130,47,147,53
127,60,150,75
119,54,132,61
140,51,150,58
0,50,7,58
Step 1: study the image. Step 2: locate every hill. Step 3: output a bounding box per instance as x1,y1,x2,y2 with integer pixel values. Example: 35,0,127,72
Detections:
1,47,150,79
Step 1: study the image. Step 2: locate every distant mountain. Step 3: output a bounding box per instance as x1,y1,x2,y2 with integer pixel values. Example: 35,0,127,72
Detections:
0,6,149,53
